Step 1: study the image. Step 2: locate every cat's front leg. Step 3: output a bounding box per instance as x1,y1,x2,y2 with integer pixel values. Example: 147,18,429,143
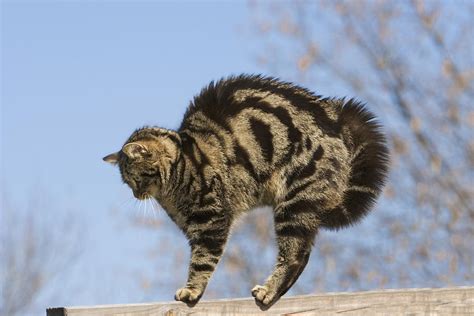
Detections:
175,217,229,306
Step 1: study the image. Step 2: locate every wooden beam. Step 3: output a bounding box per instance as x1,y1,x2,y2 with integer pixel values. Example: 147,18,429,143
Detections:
46,286,474,315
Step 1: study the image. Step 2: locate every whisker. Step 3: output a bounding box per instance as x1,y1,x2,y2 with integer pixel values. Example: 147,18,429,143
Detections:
140,199,145,219
147,195,157,222
118,198,130,208
151,198,161,221
131,199,137,216
144,196,150,219
126,199,136,214
118,185,137,212
153,197,160,220
137,199,143,218
115,191,135,211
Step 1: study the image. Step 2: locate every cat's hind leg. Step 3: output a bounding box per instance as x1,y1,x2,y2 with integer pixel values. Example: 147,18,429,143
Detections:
252,199,319,310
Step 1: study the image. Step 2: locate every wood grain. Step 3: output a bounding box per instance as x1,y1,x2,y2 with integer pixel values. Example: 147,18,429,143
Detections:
46,286,474,316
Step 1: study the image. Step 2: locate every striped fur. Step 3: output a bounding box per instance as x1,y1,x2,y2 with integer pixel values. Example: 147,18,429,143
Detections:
103,74,389,310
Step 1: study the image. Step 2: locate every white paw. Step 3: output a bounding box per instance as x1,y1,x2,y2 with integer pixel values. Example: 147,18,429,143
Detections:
251,284,274,307
175,287,202,306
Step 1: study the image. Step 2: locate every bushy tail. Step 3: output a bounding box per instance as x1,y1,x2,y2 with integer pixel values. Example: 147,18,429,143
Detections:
322,99,390,230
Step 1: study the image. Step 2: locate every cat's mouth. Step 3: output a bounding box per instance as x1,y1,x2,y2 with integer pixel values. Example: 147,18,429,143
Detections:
133,191,150,200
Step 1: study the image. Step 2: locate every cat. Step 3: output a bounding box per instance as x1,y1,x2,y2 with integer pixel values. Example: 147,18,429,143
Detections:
103,74,389,310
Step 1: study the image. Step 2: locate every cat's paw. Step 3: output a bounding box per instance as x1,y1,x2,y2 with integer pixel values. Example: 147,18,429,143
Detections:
251,284,278,310
175,286,202,307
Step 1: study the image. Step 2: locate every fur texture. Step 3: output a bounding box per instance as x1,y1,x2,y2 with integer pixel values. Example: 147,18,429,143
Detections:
103,74,389,309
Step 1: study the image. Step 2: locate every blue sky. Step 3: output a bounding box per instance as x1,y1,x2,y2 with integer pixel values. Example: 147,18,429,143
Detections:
2,1,268,313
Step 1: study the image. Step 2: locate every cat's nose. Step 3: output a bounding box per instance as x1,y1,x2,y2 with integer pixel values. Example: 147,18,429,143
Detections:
133,191,142,199
134,191,147,200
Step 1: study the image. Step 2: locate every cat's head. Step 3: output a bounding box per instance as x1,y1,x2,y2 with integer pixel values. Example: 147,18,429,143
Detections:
103,127,182,200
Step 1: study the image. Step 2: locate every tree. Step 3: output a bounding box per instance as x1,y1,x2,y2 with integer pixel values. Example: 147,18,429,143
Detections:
0,191,81,315
249,0,473,289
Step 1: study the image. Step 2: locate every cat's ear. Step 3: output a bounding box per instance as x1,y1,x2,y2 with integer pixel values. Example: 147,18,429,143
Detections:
122,142,149,160
103,152,120,165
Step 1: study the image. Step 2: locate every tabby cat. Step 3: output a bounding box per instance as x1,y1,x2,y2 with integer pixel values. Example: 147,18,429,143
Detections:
103,75,389,310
